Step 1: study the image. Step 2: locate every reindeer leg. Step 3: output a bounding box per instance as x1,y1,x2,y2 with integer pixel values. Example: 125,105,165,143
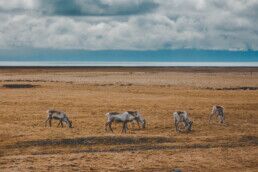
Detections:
175,122,179,132
45,118,49,127
109,122,113,133
183,119,188,131
219,115,224,123
124,122,128,133
61,121,64,128
49,119,52,127
137,120,141,129
57,120,61,127
222,114,225,123
123,122,128,133
121,122,125,133
105,122,109,131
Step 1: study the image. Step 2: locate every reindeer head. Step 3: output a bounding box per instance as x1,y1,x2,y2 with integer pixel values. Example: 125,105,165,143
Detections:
135,112,146,129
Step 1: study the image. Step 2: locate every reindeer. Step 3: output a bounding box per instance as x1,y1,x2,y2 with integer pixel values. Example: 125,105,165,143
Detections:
209,105,225,123
45,110,73,128
173,111,193,132
105,111,145,133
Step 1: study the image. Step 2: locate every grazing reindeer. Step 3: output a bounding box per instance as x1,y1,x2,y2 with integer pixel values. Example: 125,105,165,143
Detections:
45,110,73,128
173,111,193,132
105,111,145,133
209,105,225,123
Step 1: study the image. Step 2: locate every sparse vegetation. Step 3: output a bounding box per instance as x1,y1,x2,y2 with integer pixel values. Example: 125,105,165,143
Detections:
2,84,36,88
0,68,257,171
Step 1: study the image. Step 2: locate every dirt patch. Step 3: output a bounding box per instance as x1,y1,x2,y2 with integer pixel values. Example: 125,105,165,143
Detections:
7,136,173,148
53,139,258,153
2,84,38,89
6,135,258,155
206,86,258,90
238,135,258,144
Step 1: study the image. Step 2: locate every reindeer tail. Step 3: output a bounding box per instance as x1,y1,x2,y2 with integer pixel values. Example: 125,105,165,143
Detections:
105,112,111,117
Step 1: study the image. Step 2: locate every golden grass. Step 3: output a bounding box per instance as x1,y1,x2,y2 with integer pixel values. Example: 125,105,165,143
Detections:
0,67,258,171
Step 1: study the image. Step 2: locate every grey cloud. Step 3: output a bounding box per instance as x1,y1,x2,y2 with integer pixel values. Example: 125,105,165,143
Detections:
0,0,257,50
49,0,157,16
0,0,158,16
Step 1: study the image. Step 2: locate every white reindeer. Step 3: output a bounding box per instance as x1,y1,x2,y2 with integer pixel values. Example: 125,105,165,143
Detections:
173,111,193,132
45,110,73,128
105,111,145,133
209,105,225,123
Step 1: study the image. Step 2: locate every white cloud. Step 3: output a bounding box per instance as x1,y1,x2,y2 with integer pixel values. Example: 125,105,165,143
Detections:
0,0,257,50
0,0,36,11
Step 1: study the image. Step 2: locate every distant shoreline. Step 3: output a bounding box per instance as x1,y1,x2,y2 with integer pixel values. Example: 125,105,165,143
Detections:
0,61,258,67
0,66,258,73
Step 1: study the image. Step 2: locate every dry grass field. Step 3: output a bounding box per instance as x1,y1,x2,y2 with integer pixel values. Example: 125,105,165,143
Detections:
0,67,258,171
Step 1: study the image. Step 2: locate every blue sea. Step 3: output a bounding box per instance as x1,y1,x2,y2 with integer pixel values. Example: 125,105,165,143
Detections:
0,49,258,66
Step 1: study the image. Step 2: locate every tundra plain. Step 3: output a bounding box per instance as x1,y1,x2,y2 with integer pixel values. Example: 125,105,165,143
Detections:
0,67,258,171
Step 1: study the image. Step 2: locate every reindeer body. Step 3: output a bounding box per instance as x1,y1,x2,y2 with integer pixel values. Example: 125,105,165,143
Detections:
45,110,73,128
173,111,193,132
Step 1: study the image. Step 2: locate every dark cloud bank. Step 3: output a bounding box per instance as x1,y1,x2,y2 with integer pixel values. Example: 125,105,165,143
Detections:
41,0,158,16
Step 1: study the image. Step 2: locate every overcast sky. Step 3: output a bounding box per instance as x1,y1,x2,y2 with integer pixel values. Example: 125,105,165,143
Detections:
0,0,258,50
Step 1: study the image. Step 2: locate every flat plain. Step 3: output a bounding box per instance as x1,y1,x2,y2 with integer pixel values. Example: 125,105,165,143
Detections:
0,67,258,171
